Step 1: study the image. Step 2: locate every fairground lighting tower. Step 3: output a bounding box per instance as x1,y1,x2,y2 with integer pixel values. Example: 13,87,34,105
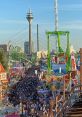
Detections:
26,9,33,55
55,0,58,52
55,0,58,31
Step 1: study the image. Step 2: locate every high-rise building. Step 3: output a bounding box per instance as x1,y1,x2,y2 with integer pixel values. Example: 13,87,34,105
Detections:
24,41,34,55
24,41,29,55
0,44,7,52
32,41,34,53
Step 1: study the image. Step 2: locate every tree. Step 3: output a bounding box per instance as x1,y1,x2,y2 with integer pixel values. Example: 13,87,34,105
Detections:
0,48,8,70
9,46,27,61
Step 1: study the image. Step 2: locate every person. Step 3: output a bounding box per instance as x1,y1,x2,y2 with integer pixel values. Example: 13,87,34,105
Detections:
5,111,8,116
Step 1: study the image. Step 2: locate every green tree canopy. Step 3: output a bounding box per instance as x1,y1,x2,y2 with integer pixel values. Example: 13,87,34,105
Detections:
10,46,27,61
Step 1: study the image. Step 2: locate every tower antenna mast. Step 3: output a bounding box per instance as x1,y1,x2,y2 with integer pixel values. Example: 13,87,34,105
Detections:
55,0,58,53
55,0,58,31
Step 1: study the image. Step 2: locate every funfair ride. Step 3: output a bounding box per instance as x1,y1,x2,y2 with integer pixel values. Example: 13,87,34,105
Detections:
46,31,70,73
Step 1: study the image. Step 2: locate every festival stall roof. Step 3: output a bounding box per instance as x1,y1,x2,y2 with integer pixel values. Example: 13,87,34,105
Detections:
0,63,7,80
5,113,20,117
38,89,50,94
1,80,8,83
0,63,6,73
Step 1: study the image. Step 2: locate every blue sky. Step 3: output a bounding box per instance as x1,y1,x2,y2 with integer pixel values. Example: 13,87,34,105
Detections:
0,0,82,51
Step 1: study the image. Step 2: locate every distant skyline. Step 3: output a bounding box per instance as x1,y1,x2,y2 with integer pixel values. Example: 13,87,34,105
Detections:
0,0,82,51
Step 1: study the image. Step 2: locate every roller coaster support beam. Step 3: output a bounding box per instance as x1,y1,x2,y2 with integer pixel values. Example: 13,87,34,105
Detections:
47,34,51,74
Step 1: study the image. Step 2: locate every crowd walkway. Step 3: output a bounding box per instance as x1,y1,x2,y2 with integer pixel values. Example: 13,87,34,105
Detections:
65,95,82,117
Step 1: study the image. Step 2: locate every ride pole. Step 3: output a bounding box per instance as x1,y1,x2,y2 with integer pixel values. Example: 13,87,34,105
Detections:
47,34,51,74
80,48,82,92
66,32,70,57
57,32,61,50
63,75,65,100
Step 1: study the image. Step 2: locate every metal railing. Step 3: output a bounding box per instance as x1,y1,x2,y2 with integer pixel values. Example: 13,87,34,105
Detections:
55,84,82,117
